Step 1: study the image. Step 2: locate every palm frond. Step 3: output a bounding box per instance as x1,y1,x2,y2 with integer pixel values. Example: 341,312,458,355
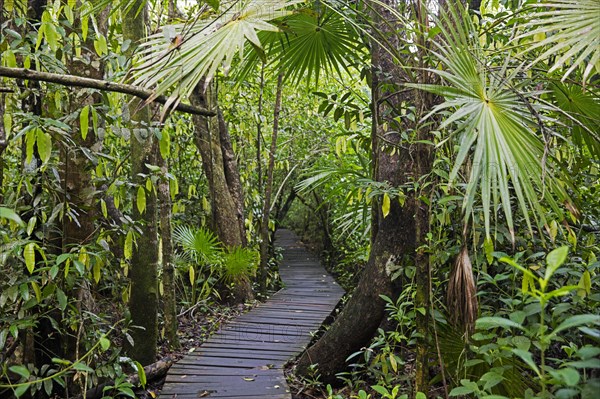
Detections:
275,10,363,86
132,0,303,105
414,2,573,240
514,0,600,84
173,225,222,264
221,246,258,283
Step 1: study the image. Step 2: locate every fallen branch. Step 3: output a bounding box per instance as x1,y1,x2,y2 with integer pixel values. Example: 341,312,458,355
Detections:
0,67,214,117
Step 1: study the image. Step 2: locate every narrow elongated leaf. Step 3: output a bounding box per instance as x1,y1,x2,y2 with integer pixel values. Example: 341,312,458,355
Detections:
24,243,36,274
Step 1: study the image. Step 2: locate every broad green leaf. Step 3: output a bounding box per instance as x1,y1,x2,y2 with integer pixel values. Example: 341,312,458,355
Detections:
476,316,525,331
25,129,36,164
382,193,390,218
0,207,24,226
36,130,52,164
124,230,133,260
99,337,110,351
24,243,36,274
549,314,600,338
9,365,30,379
577,271,592,297
93,259,101,283
545,246,569,281
137,186,146,214
549,368,580,386
14,385,29,398
80,105,89,140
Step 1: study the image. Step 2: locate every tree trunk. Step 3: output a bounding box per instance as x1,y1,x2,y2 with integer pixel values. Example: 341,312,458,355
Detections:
158,156,180,349
296,0,432,384
259,72,284,293
123,0,159,366
190,83,252,303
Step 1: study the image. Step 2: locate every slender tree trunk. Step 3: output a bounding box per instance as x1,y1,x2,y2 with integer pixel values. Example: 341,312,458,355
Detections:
123,0,159,366
259,73,284,293
0,90,6,197
158,155,179,349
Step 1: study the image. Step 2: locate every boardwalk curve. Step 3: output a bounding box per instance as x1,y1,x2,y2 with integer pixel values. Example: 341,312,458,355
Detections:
159,229,345,398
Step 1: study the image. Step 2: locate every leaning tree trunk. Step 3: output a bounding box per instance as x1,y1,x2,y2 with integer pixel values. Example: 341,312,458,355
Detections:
190,83,252,303
296,1,419,382
123,0,159,366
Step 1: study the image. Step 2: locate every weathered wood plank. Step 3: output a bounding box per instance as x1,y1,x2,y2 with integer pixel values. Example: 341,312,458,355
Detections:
159,229,344,399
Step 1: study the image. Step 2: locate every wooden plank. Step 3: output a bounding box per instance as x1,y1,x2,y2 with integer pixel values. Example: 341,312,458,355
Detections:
159,229,344,399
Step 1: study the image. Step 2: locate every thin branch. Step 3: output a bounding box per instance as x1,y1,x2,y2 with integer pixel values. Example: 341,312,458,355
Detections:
0,67,214,117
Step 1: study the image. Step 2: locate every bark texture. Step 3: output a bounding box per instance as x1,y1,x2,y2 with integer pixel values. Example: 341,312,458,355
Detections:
158,156,180,349
123,0,159,366
296,0,435,385
190,83,252,303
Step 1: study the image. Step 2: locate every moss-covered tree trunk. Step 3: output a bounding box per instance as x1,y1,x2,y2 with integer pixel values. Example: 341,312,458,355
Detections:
123,0,159,366
190,83,252,303
158,156,180,349
296,0,436,385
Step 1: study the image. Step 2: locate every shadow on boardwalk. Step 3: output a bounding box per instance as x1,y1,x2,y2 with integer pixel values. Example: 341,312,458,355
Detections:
159,229,344,399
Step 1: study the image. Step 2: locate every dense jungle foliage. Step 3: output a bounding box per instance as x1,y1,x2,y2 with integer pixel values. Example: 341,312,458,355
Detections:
0,0,599,398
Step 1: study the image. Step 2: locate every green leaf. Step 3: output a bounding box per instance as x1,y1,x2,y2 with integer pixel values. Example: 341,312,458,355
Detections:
476,316,525,331
72,362,94,373
484,237,494,264
14,384,29,398
382,193,390,218
549,314,600,338
9,365,30,379
549,367,580,387
56,288,67,311
512,349,541,376
137,186,146,214
205,0,219,11
481,371,504,391
0,207,25,226
134,360,146,387
450,386,475,396
545,246,569,281
80,105,89,140
24,243,36,274
124,230,133,260
371,385,390,396
99,337,110,351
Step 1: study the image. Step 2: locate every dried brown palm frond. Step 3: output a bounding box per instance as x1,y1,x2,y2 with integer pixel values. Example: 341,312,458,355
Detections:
447,245,478,336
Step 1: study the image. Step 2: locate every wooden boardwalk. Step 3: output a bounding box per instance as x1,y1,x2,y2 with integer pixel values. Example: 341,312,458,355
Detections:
159,229,345,398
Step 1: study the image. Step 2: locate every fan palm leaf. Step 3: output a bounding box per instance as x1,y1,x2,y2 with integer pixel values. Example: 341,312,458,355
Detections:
414,3,573,240
514,0,600,84
132,0,303,106
173,225,222,264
